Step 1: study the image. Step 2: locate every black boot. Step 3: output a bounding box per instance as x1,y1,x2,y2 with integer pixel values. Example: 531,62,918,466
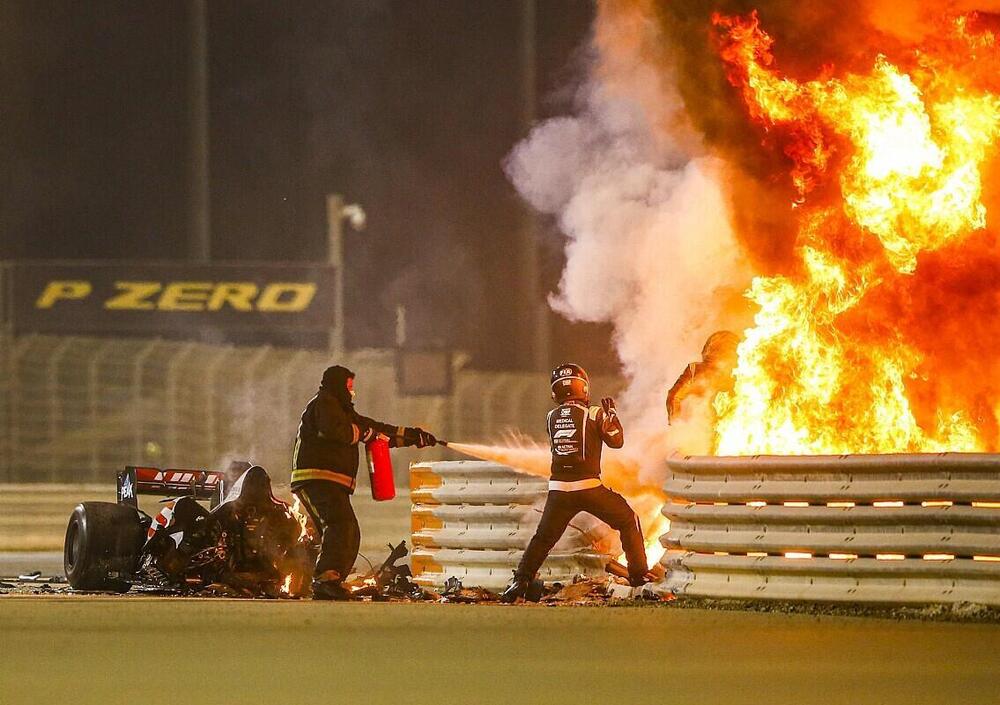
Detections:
499,576,530,604
312,579,353,601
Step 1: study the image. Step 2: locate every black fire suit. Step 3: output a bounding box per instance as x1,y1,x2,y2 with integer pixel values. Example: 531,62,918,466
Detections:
291,365,427,583
514,400,648,586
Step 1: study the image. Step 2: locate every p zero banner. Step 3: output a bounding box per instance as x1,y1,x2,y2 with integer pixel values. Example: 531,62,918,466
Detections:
1,261,337,333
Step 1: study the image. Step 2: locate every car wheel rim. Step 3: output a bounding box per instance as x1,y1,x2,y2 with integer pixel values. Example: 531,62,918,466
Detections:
65,520,80,571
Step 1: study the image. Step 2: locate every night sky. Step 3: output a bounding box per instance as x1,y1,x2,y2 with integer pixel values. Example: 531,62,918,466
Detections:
1,1,617,370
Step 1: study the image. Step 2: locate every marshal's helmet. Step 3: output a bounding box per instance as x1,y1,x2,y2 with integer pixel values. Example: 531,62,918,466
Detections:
550,363,590,404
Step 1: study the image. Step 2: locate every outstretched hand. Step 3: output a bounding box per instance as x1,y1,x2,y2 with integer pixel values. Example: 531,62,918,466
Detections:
417,429,438,448
405,426,437,448
601,397,617,415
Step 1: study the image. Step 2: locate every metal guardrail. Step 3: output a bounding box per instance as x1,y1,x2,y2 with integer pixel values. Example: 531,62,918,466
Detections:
658,453,1000,606
410,460,614,590
0,334,589,483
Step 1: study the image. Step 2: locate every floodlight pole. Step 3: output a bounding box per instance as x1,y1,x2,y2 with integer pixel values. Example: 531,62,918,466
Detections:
327,194,366,353
519,0,548,371
188,0,211,262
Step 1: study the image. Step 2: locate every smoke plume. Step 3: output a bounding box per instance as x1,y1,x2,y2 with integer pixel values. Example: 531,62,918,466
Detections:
505,1,752,477
509,0,1000,466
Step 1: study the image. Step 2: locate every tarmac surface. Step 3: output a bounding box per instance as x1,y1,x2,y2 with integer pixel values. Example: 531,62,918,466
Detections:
4,483,1000,703
0,551,62,577
2,595,999,705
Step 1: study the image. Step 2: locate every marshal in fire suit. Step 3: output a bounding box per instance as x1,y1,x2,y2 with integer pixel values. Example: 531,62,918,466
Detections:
666,330,739,425
501,363,648,602
291,365,436,600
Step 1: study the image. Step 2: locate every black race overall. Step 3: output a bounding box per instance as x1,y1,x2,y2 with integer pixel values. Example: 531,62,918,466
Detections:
514,400,648,585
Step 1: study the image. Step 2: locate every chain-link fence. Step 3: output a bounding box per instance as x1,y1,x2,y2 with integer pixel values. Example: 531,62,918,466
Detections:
0,334,587,484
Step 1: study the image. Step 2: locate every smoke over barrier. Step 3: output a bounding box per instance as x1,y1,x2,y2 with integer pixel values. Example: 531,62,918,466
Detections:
505,2,753,479
508,0,1000,464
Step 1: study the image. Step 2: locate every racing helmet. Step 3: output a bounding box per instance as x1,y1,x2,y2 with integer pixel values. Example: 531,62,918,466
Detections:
550,363,590,403
701,330,740,365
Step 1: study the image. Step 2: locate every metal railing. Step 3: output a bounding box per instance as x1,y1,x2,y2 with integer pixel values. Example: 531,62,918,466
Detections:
409,460,614,589
658,453,1000,606
0,334,563,483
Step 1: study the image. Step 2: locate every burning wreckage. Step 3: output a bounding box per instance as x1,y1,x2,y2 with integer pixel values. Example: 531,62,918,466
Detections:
61,464,423,599
63,465,316,597
60,464,659,603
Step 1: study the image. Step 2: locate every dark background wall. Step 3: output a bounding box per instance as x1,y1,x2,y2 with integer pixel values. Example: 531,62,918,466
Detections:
0,1,616,371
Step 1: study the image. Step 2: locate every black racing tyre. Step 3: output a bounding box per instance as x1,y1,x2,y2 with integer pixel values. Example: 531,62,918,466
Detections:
64,502,145,592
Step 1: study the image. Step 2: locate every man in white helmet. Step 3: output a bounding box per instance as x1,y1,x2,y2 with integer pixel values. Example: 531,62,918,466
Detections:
500,363,648,602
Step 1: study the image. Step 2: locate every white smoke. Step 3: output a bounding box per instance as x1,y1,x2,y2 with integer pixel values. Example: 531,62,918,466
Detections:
505,4,753,480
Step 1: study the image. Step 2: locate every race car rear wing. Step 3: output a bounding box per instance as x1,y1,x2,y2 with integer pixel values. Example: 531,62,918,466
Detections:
117,466,226,509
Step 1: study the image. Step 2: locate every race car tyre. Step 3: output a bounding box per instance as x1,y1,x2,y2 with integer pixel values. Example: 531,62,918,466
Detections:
64,502,145,592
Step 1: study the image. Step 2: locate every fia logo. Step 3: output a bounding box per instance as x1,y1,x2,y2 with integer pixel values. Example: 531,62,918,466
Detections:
560,407,571,417
120,476,134,500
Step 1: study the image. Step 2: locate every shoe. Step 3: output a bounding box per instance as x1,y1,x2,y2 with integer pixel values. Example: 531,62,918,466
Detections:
499,577,529,604
312,580,353,601
525,578,544,603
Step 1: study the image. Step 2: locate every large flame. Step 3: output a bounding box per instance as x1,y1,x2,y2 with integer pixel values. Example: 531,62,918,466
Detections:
712,11,1000,455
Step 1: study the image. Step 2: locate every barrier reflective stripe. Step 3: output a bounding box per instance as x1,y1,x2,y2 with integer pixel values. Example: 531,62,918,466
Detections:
410,460,614,589
657,453,1000,606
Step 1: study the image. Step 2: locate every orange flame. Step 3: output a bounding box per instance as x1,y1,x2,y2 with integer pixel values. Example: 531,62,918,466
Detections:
287,495,311,542
712,11,1000,455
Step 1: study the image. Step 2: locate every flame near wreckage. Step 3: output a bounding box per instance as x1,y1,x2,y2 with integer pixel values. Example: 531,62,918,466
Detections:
467,8,1000,568
712,11,1000,456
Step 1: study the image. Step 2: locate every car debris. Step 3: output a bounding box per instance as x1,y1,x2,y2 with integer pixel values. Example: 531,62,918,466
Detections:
63,464,314,597
342,541,437,602
606,582,637,601
542,580,604,603
439,576,499,603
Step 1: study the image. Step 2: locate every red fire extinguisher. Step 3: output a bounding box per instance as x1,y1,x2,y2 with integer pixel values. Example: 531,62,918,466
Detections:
365,437,396,501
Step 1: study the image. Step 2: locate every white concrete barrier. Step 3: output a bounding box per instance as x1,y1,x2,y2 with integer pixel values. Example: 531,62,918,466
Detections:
658,453,1000,606
410,460,614,590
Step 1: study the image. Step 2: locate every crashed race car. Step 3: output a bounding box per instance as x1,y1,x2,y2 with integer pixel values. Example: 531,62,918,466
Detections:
63,464,316,597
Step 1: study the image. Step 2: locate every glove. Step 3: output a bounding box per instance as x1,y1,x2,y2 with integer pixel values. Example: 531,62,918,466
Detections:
419,430,438,448
601,397,617,415
404,427,437,448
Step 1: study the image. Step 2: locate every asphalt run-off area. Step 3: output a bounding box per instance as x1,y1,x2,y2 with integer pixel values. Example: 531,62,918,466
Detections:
1,596,998,705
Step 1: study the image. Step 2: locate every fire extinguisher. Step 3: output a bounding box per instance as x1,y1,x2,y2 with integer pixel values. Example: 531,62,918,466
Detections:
365,437,396,501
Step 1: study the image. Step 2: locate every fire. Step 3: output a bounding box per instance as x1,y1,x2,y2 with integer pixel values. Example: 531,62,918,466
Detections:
711,11,1000,455
287,495,311,542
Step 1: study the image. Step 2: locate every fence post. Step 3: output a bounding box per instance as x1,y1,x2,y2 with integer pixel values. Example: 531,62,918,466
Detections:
203,344,233,468
165,343,198,466
46,337,74,480
0,264,8,480
130,339,160,467
242,345,272,462
7,335,34,480
0,335,9,481
279,350,309,472
86,339,116,480
482,376,508,441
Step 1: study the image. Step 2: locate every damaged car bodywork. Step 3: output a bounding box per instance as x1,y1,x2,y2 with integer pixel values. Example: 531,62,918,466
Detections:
63,465,314,596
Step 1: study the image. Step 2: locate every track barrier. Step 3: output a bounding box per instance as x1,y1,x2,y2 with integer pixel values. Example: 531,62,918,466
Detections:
409,460,614,590
658,453,1000,606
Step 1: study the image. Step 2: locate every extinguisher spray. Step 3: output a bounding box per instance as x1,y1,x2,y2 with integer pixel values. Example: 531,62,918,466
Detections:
365,437,396,501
